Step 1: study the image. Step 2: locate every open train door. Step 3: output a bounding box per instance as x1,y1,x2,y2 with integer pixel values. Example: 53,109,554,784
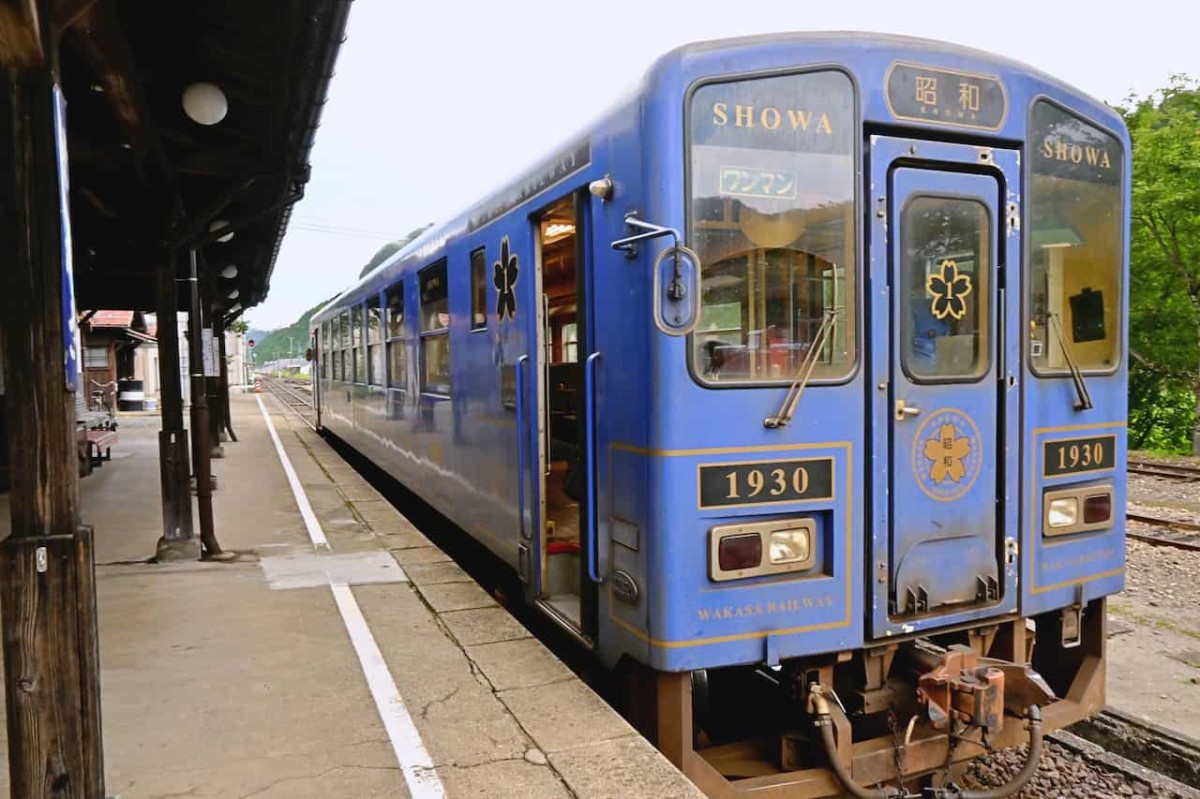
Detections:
527,189,600,641
868,136,1021,638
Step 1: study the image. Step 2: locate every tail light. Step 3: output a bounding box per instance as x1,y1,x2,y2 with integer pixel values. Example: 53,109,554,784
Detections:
718,534,762,571
1083,493,1112,524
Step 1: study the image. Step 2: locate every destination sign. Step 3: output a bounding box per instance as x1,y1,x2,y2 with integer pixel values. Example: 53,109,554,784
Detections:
886,62,1006,131
1030,101,1121,186
699,457,834,509
1043,434,1116,477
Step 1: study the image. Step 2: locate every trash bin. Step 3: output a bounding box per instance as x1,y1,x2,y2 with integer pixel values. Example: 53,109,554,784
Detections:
117,379,145,411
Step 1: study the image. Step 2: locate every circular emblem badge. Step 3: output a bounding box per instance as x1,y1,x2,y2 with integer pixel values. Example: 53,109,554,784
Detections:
910,408,983,502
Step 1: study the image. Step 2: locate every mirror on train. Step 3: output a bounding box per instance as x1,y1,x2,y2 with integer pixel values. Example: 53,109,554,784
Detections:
653,245,701,336
304,347,314,361
609,213,702,337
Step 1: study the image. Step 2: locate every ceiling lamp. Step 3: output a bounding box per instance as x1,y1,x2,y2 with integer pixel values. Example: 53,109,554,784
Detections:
182,82,228,126
210,220,234,243
220,264,238,279
227,289,239,299
227,303,241,314
545,223,574,240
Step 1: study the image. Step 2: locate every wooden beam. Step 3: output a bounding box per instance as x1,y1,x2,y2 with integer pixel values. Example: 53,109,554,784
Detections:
0,10,105,792
0,0,43,67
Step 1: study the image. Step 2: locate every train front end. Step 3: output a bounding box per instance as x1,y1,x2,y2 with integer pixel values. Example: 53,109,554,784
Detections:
611,34,1129,794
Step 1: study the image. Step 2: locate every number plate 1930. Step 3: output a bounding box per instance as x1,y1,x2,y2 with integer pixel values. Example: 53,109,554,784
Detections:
1042,434,1116,477
698,458,835,509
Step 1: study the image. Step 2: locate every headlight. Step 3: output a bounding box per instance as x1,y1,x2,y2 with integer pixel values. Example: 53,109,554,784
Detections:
709,518,817,581
768,529,811,564
1047,497,1078,528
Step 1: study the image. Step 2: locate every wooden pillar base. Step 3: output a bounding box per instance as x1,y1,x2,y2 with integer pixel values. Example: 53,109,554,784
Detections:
0,527,104,798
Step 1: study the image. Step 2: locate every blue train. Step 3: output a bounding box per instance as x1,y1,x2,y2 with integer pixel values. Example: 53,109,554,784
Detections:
311,32,1128,798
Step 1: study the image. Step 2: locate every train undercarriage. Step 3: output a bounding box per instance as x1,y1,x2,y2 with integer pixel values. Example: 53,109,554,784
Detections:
625,600,1106,798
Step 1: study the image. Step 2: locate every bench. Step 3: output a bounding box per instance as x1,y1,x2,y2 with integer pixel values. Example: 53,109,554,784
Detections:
85,428,119,468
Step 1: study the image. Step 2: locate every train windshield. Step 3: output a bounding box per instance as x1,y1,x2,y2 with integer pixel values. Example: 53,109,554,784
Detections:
1028,101,1123,373
688,70,856,385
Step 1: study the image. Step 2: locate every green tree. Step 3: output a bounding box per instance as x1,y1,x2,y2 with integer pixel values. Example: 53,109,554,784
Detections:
1120,75,1200,454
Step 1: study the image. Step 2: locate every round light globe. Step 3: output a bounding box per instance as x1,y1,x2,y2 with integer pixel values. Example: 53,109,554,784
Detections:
182,82,227,126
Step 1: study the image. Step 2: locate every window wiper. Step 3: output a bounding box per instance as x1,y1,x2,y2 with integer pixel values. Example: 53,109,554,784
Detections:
1048,312,1093,411
764,310,838,429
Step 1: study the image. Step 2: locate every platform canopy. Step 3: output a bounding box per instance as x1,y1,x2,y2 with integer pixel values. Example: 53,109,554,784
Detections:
9,0,352,316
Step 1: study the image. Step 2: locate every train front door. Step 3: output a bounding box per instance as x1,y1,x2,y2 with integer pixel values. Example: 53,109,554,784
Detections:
868,137,1020,638
529,190,599,640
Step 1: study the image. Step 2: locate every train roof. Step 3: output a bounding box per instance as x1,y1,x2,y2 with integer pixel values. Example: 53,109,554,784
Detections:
313,30,1120,325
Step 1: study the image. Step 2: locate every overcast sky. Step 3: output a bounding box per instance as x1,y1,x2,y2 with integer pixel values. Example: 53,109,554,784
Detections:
247,0,1196,330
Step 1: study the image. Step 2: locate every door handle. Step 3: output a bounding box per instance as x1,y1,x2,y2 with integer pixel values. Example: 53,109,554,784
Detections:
895,400,921,420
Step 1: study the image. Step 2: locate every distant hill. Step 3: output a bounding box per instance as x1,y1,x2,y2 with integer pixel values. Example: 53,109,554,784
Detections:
250,298,334,364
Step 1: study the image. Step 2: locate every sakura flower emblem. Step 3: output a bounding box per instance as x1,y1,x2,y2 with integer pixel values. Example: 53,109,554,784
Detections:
493,236,519,321
923,423,971,484
926,258,973,321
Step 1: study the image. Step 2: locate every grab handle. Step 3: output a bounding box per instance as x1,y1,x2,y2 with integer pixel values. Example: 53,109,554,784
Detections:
584,351,602,583
516,355,529,540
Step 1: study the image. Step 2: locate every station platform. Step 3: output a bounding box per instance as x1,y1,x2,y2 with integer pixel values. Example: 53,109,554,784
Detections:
0,394,704,798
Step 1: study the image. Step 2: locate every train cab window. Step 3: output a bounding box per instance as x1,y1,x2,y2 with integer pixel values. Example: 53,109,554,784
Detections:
366,296,384,387
386,284,407,389
688,69,856,385
1028,101,1123,373
351,305,364,384
470,247,487,330
899,196,991,380
419,259,451,394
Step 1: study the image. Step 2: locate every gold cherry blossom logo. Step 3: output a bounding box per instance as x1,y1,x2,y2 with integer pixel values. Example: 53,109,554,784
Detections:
924,424,970,484
927,259,972,321
910,408,982,502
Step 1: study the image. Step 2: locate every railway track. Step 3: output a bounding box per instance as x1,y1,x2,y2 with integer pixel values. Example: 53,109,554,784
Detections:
1061,707,1200,793
1128,459,1200,482
1126,512,1200,552
259,375,317,431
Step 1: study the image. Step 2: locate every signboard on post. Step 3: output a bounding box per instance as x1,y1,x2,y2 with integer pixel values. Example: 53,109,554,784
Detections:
201,328,219,378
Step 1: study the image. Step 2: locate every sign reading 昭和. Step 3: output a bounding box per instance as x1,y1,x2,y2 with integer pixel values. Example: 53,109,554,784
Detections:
886,62,1006,131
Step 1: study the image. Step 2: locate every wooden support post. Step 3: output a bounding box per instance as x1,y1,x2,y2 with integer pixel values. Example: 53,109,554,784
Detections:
184,247,223,558
0,16,105,795
154,248,196,561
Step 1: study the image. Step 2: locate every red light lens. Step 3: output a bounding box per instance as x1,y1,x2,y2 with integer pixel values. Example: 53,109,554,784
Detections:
718,534,762,571
1083,494,1112,524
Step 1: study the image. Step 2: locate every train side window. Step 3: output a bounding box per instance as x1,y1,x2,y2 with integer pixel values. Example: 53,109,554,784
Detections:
470,247,487,330
339,310,350,383
1027,101,1123,373
366,295,384,387
321,322,329,379
419,259,451,395
351,304,364,384
331,315,341,380
386,283,407,389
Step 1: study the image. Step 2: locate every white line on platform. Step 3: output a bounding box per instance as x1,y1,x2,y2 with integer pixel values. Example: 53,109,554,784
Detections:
331,582,445,798
256,393,329,550
256,393,446,797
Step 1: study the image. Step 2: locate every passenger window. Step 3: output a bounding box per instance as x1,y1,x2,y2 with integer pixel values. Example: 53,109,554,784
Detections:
419,260,451,394
350,305,364,384
900,196,990,380
321,323,329,379
331,315,342,380
366,296,384,387
470,247,487,330
1028,101,1123,372
340,310,350,383
386,284,406,389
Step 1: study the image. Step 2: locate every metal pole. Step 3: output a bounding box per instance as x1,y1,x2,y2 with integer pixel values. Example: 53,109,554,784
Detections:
155,246,196,559
185,247,223,558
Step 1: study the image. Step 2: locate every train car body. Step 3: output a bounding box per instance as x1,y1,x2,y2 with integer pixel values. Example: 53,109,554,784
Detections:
311,32,1128,796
